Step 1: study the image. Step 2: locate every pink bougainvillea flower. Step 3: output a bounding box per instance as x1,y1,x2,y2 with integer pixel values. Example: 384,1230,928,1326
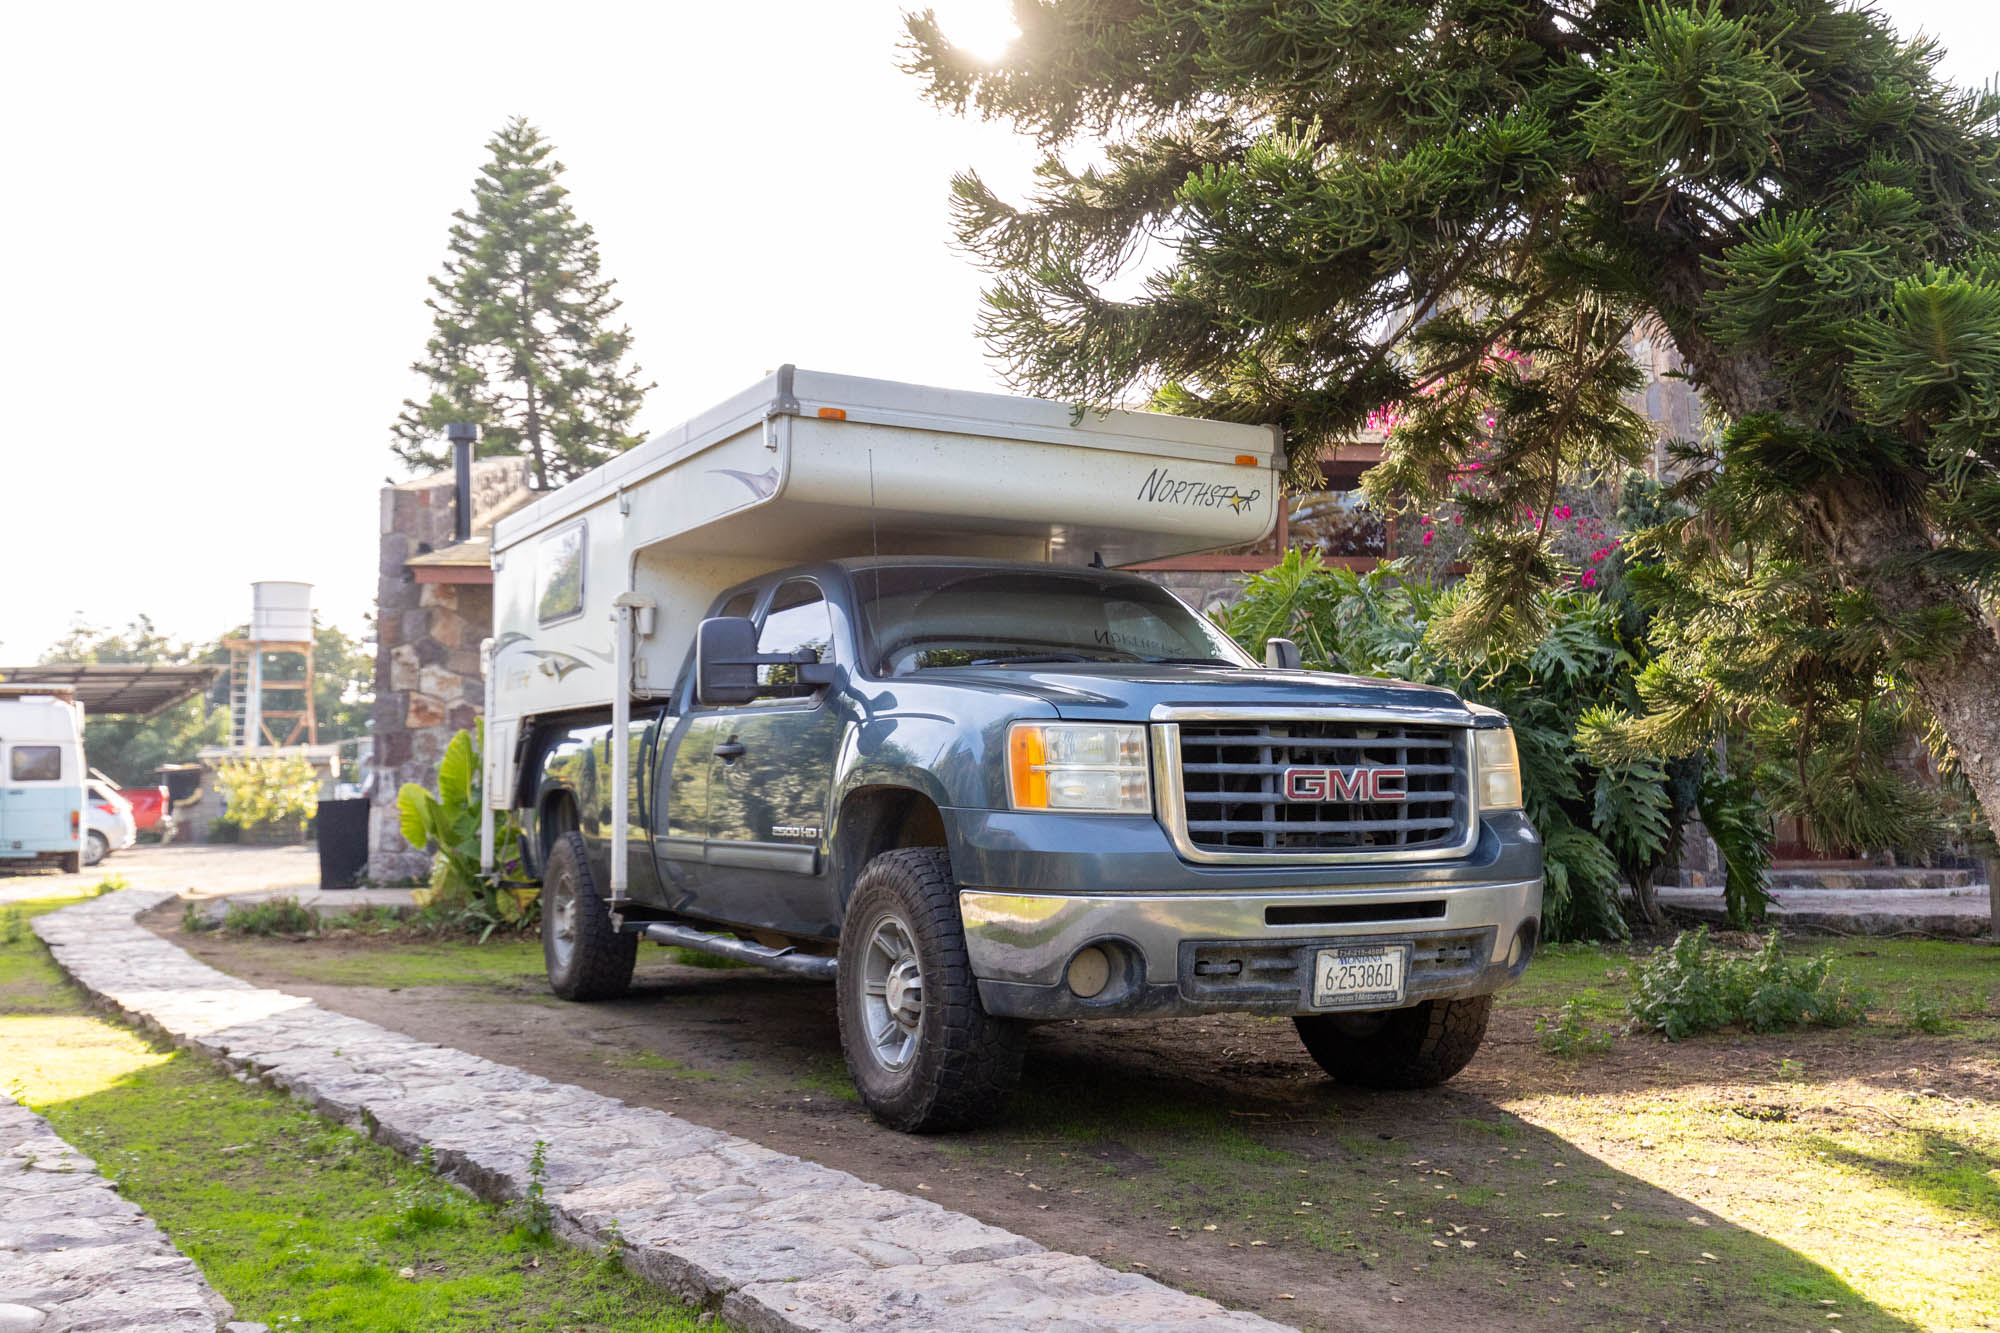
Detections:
1580,569,1598,588
1421,514,1433,525
1553,505,1572,520
1422,530,1435,546
1452,514,1463,525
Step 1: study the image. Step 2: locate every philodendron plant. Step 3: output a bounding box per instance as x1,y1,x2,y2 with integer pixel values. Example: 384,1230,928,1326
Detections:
397,725,521,919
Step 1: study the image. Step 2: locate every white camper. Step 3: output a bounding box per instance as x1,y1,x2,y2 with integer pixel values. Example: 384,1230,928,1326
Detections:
0,686,87,872
485,365,1282,888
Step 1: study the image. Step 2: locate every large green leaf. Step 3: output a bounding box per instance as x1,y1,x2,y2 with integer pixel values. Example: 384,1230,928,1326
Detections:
437,730,474,814
397,784,438,850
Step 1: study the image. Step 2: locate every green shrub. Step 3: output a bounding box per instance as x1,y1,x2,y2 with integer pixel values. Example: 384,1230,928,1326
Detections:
94,874,128,897
2,908,23,945
1626,929,1872,1040
214,754,319,836
1902,990,1958,1035
179,902,217,934
216,897,318,937
1536,995,1616,1057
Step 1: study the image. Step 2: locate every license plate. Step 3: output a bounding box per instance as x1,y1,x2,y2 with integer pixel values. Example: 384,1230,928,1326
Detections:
1312,944,1408,1009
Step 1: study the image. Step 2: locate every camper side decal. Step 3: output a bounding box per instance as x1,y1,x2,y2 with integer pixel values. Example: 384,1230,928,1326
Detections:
1136,467,1261,515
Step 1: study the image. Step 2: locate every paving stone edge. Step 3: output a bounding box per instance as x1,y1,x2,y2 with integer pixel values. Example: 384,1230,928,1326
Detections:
33,889,1295,1332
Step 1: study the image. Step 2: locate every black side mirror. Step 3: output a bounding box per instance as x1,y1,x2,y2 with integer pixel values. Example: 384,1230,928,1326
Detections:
695,617,761,706
1265,637,1303,671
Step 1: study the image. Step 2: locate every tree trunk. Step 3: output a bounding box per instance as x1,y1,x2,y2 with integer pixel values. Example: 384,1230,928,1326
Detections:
1628,865,1665,934
1650,296,2000,846
1806,477,2000,836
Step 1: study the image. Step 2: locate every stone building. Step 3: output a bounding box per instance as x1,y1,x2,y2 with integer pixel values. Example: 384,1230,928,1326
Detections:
366,458,535,882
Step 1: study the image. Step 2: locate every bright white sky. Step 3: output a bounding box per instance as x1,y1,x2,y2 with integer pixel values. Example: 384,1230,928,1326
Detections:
1,0,1990,659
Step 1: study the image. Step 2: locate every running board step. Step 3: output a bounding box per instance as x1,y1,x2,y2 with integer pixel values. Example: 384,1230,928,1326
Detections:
636,921,838,979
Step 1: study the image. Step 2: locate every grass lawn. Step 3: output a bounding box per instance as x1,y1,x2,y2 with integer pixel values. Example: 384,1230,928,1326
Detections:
1,890,722,1332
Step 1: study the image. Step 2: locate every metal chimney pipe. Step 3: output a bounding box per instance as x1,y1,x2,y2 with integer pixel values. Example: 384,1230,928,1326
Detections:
446,423,476,544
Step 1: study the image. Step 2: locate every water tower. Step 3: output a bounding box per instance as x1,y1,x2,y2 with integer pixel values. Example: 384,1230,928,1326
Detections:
226,581,317,748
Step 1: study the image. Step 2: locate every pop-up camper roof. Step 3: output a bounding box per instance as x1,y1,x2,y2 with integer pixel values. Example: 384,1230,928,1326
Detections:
489,366,1282,712
493,366,1280,568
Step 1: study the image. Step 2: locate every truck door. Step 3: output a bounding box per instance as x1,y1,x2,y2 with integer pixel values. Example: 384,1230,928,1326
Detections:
695,577,846,938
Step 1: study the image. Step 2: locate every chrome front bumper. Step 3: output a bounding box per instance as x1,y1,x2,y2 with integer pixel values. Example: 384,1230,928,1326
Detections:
960,877,1542,1020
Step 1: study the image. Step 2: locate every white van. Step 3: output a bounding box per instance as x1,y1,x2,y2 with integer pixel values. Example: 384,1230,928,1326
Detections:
0,687,87,873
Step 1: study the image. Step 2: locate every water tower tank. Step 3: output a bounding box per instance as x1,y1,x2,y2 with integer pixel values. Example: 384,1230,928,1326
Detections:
251,581,314,642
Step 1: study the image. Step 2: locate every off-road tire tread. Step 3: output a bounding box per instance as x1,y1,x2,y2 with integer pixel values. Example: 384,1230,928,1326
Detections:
1293,994,1492,1089
544,831,637,1002
838,847,1027,1132
58,852,81,874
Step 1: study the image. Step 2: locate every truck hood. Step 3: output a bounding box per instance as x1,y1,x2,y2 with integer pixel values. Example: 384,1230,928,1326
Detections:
915,662,1473,723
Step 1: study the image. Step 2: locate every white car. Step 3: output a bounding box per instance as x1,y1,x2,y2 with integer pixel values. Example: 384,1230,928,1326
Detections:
83,779,137,868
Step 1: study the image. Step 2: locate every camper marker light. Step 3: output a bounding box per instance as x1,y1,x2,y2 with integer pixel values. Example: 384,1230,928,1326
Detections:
1235,454,1258,466
1475,726,1524,811
1008,722,1149,813
817,407,846,420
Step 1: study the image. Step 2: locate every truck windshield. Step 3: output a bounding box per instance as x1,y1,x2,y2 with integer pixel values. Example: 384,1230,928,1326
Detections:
856,566,1256,675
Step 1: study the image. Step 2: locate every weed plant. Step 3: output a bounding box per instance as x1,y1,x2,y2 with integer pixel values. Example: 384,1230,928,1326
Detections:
1627,929,1872,1040
1902,990,1958,1035
1535,994,1616,1057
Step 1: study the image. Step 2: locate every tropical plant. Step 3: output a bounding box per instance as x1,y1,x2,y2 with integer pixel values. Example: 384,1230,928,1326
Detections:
906,0,2000,856
1224,548,1770,938
214,754,319,837
392,117,653,487
397,726,523,929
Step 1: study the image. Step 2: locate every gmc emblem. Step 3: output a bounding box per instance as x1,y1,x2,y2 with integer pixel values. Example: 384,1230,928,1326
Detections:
1282,766,1407,803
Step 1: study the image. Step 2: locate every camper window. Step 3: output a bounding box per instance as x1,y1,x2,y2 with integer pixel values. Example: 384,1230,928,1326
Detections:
10,745,62,781
536,523,586,624
754,579,833,696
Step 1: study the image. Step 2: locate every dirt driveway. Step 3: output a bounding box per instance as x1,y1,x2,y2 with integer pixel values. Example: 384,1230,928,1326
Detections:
150,911,2000,1333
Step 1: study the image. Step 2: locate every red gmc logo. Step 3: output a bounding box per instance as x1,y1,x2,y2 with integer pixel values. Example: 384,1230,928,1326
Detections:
1282,766,1407,803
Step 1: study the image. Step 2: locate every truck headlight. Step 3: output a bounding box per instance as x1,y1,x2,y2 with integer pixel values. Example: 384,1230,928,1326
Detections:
1007,722,1150,814
1475,726,1524,811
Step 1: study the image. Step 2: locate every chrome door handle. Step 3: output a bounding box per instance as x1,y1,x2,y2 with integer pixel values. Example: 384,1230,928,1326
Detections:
713,741,746,761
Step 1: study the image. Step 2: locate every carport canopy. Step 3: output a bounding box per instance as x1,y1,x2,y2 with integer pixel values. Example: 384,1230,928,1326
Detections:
0,664,222,717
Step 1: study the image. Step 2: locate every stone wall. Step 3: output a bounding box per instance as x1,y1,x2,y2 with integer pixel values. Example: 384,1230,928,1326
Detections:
366,458,531,883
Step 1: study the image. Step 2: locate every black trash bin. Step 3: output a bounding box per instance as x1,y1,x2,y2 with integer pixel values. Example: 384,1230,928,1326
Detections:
316,797,371,890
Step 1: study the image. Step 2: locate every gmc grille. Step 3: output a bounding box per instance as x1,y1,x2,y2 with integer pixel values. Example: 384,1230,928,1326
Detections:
1174,720,1470,856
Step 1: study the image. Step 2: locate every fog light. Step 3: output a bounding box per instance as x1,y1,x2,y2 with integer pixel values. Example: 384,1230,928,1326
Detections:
1066,945,1111,999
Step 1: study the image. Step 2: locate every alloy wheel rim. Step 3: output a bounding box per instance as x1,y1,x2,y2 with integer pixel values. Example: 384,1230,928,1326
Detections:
859,911,923,1072
549,869,578,967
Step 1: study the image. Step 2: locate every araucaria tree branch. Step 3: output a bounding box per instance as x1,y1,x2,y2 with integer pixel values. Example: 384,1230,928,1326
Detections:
906,0,2000,839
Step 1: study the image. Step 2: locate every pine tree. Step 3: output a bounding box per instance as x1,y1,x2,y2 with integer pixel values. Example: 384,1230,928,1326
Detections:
393,117,653,488
906,1,2000,839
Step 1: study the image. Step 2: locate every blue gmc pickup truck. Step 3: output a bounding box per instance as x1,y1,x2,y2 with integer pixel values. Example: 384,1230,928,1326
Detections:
516,556,1543,1131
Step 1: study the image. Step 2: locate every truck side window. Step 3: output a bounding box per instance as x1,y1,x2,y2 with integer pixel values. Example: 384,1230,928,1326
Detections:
718,591,757,620
10,746,61,781
536,523,586,623
754,579,833,695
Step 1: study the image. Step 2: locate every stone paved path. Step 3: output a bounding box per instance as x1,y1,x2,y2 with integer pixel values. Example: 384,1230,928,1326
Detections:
1656,883,1992,936
34,890,1293,1332
0,1092,247,1333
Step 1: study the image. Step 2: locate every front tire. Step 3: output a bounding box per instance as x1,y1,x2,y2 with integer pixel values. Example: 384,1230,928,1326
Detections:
83,830,110,868
542,832,637,1001
1294,994,1493,1089
836,848,1026,1132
